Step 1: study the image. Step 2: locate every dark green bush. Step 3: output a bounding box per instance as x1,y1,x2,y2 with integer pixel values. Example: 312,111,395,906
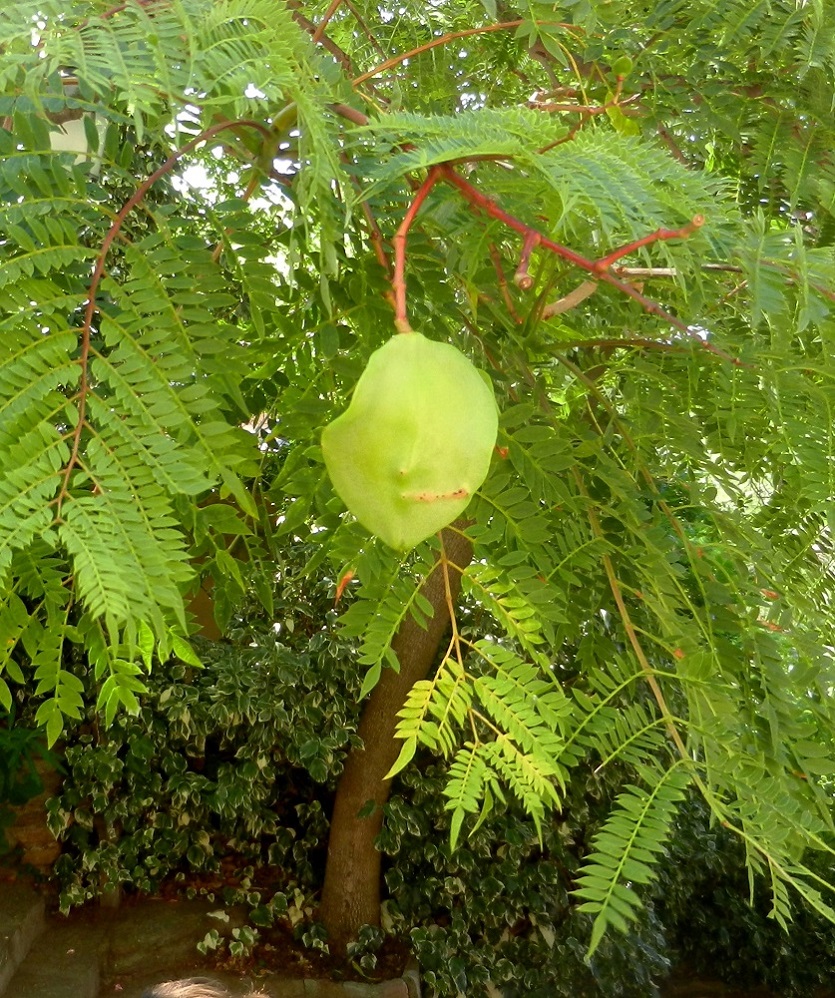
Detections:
46,618,361,909
0,711,52,805
0,708,60,854
42,625,835,995
29,562,834,996
654,793,835,997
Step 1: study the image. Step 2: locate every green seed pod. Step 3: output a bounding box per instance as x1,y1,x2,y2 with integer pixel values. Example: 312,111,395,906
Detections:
610,55,634,77
322,332,498,551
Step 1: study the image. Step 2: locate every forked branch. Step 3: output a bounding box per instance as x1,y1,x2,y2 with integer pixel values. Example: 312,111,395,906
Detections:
390,161,736,363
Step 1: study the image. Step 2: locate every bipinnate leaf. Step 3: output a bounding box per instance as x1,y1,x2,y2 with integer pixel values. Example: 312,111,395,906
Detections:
574,765,690,957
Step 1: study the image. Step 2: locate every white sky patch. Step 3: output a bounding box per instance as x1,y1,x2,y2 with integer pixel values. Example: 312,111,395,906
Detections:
173,162,213,192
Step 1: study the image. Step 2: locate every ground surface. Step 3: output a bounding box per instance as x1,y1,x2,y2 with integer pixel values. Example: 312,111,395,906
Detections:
0,872,418,998
661,967,835,998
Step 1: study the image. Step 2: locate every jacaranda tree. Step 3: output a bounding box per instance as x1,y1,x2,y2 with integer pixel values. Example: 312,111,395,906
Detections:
2,0,835,962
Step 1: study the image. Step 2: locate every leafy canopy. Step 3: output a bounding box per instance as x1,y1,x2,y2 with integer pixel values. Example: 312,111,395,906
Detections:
1,0,835,955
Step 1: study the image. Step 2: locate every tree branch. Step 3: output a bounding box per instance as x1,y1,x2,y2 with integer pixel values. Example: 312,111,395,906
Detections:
312,0,345,43
352,20,575,87
438,164,739,364
55,119,273,513
319,524,474,954
342,0,387,60
391,166,443,332
285,0,355,77
593,215,704,272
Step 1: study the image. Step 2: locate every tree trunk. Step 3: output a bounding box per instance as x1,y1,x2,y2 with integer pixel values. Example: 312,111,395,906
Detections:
318,525,473,955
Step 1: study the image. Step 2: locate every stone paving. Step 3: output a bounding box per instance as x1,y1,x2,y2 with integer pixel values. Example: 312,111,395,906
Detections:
0,880,419,998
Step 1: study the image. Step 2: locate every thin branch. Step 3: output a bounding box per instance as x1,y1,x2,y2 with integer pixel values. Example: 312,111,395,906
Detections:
360,197,394,286
555,335,692,355
329,102,370,127
532,84,638,152
438,164,740,364
604,551,689,760
285,0,355,76
344,148,395,299
702,262,744,273
56,119,272,512
353,20,574,87
573,468,690,762
541,279,597,317
656,123,689,165
391,167,442,332
312,0,345,43
593,215,704,272
98,0,163,19
438,532,465,672
441,165,590,270
514,231,541,290
614,266,677,277
330,103,397,306
342,0,387,60
529,93,641,116
536,120,584,154
488,243,521,321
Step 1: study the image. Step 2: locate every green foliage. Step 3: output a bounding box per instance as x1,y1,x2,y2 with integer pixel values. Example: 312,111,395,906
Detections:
0,0,346,737
36,615,673,994
383,760,671,997
575,765,689,956
2,0,835,970
656,793,835,997
44,604,360,909
0,708,60,855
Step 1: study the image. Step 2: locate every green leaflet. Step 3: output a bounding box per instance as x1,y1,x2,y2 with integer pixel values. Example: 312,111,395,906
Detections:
575,765,691,957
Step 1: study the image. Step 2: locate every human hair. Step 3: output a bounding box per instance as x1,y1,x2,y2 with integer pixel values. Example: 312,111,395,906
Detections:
140,978,270,998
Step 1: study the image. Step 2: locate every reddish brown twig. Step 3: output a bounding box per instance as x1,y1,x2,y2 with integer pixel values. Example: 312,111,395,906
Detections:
594,215,705,272
285,0,355,77
391,167,443,332
440,165,589,268
386,162,732,360
330,102,370,127
657,124,689,165
353,20,575,87
312,0,345,43
342,0,387,60
532,84,639,153
362,198,394,285
537,121,584,154
488,243,521,321
55,119,273,512
436,165,739,364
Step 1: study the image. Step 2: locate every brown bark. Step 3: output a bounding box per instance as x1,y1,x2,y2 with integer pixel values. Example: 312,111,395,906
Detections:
318,525,474,955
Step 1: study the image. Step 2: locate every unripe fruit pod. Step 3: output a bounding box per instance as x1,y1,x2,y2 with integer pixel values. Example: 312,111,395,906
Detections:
610,55,634,77
322,332,498,551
